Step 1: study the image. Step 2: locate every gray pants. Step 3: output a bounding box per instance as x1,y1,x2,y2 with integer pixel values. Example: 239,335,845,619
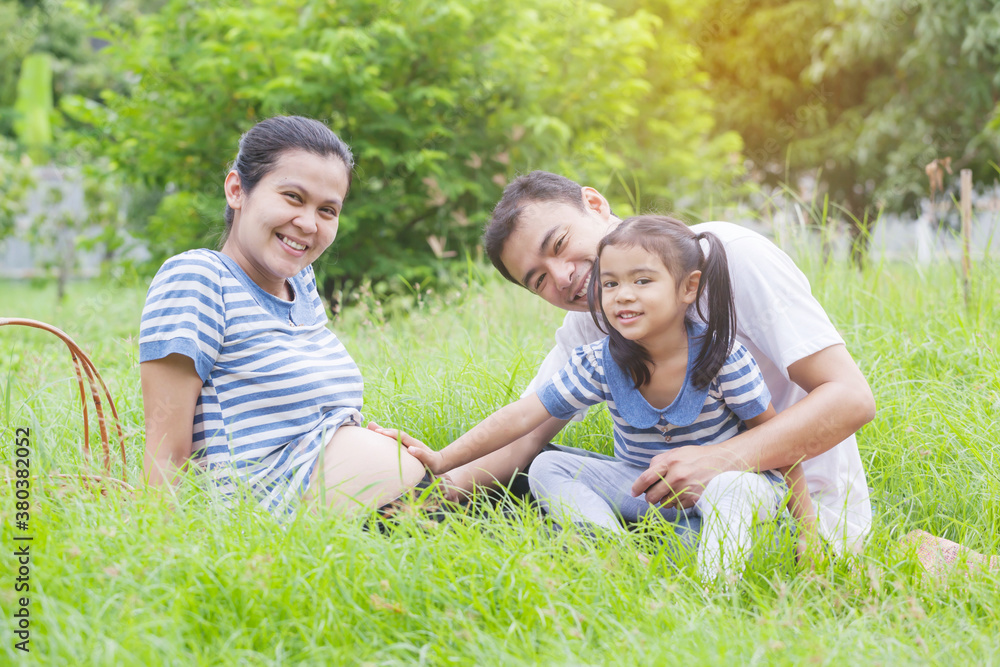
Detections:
527,451,787,581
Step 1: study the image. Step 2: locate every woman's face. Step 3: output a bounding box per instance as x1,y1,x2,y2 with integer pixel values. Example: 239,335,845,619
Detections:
222,149,350,298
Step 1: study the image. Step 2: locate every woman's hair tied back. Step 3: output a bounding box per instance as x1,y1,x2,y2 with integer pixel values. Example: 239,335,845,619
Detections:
222,116,354,243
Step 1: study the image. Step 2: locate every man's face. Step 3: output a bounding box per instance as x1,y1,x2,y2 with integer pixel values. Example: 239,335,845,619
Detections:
499,194,617,312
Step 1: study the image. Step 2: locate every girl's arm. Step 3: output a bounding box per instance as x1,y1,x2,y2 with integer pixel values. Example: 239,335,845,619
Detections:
745,406,818,548
141,354,202,486
388,393,553,475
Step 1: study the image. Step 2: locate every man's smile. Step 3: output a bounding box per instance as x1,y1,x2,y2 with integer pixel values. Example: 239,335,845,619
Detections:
571,268,591,303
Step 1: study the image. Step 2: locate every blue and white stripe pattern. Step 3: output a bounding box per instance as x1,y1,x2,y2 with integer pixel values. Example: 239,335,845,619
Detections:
537,322,771,467
140,249,363,515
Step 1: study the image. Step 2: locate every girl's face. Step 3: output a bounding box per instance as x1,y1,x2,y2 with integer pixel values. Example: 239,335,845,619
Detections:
598,243,700,345
222,149,350,298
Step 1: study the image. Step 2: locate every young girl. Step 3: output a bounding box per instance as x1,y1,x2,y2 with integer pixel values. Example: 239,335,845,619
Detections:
397,215,816,581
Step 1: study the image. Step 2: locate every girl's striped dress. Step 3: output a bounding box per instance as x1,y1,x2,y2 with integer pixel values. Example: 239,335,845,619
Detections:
536,321,771,466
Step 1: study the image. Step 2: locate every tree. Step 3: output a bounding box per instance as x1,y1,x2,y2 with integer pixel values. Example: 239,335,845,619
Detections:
0,0,143,284
86,0,733,303
0,0,134,143
602,0,745,215
697,0,1000,268
695,0,882,266
0,0,39,139
811,0,1000,210
0,136,34,240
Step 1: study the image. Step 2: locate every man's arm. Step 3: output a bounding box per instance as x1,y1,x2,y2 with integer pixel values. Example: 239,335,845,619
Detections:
443,415,569,496
633,343,875,506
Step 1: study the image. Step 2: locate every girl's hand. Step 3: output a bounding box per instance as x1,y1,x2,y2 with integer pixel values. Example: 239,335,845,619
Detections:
367,421,447,475
406,442,446,475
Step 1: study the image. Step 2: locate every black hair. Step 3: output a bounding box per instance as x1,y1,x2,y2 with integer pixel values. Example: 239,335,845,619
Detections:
587,215,736,390
483,170,586,285
222,115,354,246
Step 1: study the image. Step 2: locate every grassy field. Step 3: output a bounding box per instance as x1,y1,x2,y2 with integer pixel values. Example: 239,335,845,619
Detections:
1,250,998,665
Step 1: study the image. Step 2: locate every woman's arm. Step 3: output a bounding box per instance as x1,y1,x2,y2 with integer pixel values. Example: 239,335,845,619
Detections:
141,354,203,486
386,393,553,475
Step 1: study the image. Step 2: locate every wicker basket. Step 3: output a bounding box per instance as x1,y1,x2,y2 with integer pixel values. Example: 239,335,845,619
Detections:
1,318,133,492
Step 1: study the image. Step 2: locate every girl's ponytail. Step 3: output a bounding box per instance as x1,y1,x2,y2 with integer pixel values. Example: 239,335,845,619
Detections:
690,231,736,388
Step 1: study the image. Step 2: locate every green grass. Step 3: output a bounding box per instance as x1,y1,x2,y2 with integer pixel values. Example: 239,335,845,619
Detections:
1,253,998,665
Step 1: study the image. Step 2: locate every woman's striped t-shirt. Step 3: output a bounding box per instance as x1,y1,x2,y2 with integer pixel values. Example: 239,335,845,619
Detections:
537,322,771,467
139,249,363,515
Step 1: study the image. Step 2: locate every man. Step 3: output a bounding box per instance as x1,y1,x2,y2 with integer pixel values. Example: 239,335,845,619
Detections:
445,171,876,554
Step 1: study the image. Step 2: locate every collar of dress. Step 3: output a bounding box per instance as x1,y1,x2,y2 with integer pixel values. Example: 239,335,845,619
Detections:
213,250,315,326
602,319,710,429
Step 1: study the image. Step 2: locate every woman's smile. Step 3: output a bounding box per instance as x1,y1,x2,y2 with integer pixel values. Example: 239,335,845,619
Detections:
276,233,308,253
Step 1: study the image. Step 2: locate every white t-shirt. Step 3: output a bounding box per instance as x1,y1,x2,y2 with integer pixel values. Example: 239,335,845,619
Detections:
522,221,871,554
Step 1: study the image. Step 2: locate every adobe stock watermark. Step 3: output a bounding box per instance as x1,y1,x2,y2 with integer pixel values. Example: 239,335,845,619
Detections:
10,427,34,653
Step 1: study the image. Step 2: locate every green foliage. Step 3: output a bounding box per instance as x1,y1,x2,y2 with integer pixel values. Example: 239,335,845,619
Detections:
696,0,880,242
0,137,34,239
13,52,54,161
0,0,129,142
699,0,1000,226
92,0,732,297
0,0,148,276
693,0,1000,272
810,0,1000,210
602,0,746,214
698,0,831,178
0,0,41,137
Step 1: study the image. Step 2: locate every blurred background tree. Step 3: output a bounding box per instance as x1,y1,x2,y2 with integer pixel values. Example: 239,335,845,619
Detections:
0,0,145,286
0,136,34,239
698,0,1000,267
83,0,735,304
0,0,138,145
2,0,999,289
811,0,1000,209
603,0,745,214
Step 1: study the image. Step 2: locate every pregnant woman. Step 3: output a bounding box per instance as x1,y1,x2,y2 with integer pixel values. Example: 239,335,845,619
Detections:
139,115,425,516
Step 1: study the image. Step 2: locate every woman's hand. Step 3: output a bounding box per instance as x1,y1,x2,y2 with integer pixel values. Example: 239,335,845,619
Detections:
366,421,447,475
